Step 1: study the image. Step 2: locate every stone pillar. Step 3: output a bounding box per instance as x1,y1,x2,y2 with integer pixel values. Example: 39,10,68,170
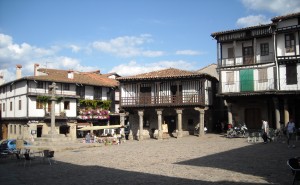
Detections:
195,107,205,137
49,82,58,135
176,109,183,138
273,97,281,129
284,98,289,126
120,113,126,135
138,110,144,141
156,109,163,140
227,103,233,126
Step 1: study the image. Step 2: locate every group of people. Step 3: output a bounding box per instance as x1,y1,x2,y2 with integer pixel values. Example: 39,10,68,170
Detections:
261,118,297,148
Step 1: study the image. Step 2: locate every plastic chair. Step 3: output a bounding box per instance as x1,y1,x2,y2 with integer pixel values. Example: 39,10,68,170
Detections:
287,157,300,185
23,150,35,167
43,150,55,165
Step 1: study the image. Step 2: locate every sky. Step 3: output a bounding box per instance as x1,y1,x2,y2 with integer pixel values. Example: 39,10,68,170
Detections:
0,0,300,83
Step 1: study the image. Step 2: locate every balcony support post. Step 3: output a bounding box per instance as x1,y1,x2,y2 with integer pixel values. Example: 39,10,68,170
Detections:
273,97,281,130
138,110,144,141
195,107,206,137
284,98,289,126
176,109,183,138
156,109,163,140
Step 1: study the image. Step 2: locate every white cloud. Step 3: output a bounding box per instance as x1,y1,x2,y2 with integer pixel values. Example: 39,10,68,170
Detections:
0,33,96,82
68,44,81,53
92,34,164,57
175,50,203,56
236,14,271,27
109,60,195,77
241,0,300,15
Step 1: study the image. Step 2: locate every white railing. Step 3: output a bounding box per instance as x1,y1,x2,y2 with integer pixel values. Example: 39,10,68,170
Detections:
221,79,276,93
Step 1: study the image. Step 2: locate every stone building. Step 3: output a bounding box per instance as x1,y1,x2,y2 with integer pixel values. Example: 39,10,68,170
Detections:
118,67,218,140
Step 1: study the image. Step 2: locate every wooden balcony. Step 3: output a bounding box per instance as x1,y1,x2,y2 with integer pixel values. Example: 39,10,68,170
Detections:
121,93,205,108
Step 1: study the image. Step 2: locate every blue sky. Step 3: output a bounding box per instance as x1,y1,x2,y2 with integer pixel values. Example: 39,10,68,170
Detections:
0,0,300,82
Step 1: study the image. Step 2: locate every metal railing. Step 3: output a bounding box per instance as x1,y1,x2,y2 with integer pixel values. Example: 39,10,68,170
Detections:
121,93,205,107
220,53,274,67
220,79,276,93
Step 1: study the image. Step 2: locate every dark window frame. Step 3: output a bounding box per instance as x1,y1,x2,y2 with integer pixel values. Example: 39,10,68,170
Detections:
286,63,297,85
260,43,269,56
285,33,295,53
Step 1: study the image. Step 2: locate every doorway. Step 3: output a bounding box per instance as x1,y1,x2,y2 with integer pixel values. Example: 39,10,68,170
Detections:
245,108,261,129
164,116,176,134
37,125,43,137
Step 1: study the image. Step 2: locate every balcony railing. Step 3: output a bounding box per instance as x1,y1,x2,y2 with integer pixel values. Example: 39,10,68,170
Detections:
121,93,205,107
220,53,274,67
220,79,276,93
279,78,300,91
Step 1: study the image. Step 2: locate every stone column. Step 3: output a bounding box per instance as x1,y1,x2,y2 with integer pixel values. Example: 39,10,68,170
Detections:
284,98,289,126
156,109,163,140
273,97,280,129
138,110,144,141
49,82,58,135
176,109,183,138
227,103,233,126
120,113,126,135
195,107,205,137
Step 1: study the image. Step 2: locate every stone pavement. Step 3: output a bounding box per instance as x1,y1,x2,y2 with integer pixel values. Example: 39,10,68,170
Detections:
0,134,299,185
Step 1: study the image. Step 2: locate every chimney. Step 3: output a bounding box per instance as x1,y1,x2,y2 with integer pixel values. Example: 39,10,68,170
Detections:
0,74,4,85
16,64,22,79
68,70,74,79
34,63,40,76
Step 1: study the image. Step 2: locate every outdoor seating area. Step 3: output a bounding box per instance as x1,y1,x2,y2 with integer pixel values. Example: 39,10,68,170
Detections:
1,147,55,167
287,157,300,185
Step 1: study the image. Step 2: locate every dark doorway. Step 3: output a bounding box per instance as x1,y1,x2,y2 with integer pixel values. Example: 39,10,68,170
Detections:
140,86,151,104
164,116,176,134
171,85,182,103
59,125,70,136
37,125,43,137
245,108,261,129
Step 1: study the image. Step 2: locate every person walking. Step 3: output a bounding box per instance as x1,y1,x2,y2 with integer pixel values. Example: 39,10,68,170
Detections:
262,120,272,143
85,133,91,143
286,118,296,148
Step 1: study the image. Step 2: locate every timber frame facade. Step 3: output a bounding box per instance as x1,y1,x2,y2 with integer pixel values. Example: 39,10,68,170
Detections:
211,12,300,130
118,68,218,140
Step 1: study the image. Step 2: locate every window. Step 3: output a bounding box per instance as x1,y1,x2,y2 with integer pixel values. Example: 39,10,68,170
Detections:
226,72,234,85
37,81,43,89
10,101,12,111
18,100,22,110
286,63,297,85
63,83,70,90
76,86,85,98
285,33,295,53
260,43,269,56
19,125,22,135
3,103,5,112
94,87,102,100
36,100,43,109
64,101,70,110
228,47,234,58
10,125,12,134
258,68,268,83
14,125,16,134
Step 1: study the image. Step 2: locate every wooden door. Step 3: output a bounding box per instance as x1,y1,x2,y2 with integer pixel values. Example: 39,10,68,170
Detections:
243,46,254,65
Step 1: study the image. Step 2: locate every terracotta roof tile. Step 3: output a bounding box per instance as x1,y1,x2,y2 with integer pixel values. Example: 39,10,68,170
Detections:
117,68,216,81
211,23,274,37
26,68,118,87
271,12,300,22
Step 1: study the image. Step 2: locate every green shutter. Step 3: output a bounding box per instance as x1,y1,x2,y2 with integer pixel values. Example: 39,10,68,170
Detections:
240,69,254,91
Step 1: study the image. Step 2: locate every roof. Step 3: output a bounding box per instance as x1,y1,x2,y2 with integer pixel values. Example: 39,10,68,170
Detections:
196,64,219,80
211,23,274,37
24,68,119,87
271,12,300,22
117,67,217,81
